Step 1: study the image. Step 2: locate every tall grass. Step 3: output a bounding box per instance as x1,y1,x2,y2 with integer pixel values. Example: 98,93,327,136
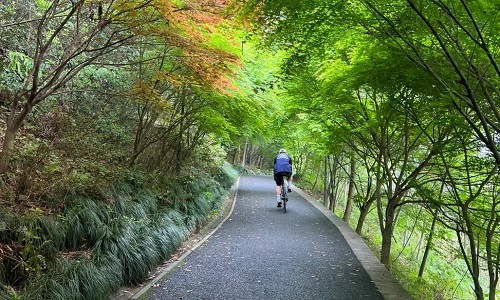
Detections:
23,254,123,300
1,163,239,299
150,215,177,261
0,210,20,243
63,197,111,250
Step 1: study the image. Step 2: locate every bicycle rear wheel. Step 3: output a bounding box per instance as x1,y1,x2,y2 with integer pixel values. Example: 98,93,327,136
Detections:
281,176,287,213
283,191,286,213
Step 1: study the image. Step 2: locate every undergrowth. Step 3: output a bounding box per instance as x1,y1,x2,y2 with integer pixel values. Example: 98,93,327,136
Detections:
0,162,238,300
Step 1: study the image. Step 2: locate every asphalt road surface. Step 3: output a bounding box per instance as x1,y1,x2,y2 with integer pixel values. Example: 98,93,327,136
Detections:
144,175,406,300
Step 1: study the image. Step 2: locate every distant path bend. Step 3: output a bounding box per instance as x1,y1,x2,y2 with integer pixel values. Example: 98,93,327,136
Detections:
144,175,411,300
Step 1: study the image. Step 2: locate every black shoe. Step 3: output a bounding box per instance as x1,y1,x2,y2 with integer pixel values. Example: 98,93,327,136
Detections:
288,188,292,192
277,202,282,207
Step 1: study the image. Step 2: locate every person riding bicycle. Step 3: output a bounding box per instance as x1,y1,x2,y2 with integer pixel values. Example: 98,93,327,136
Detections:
273,148,293,207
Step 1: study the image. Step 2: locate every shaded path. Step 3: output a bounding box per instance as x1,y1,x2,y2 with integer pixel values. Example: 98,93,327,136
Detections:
137,175,411,300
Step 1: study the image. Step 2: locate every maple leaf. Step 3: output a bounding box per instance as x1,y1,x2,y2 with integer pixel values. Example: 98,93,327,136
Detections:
158,0,242,94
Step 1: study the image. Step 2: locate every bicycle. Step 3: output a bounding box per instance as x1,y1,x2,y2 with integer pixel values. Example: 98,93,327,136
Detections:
280,175,288,213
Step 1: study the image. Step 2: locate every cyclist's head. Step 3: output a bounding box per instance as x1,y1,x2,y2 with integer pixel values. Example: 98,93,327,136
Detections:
279,148,287,153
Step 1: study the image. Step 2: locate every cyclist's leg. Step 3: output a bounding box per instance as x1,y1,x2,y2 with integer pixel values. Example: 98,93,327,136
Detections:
273,172,282,207
281,175,288,201
286,172,293,192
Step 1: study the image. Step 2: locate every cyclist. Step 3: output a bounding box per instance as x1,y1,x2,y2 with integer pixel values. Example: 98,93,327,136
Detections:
273,148,293,207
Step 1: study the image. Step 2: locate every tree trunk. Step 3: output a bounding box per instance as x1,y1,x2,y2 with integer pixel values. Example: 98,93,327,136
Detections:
355,206,369,235
355,196,375,235
328,175,336,211
241,137,248,167
486,236,499,300
418,208,438,278
419,182,445,276
311,161,320,191
0,125,18,174
0,96,30,174
175,102,185,175
343,155,356,222
327,156,340,212
486,218,499,300
380,200,397,269
456,207,484,300
323,155,328,207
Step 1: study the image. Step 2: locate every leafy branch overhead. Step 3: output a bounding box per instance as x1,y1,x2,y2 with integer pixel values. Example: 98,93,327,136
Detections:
161,0,241,93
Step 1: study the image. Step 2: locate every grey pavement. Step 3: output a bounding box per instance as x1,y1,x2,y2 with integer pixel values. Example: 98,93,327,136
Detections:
136,175,412,300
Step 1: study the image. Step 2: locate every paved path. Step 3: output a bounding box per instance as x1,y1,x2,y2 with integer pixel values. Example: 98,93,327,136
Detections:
137,175,411,300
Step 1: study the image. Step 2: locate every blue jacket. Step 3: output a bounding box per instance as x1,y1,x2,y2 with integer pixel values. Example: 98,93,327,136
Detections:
274,153,292,173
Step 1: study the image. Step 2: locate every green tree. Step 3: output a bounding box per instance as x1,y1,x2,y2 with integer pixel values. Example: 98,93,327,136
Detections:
419,128,500,300
357,0,500,167
0,0,167,174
